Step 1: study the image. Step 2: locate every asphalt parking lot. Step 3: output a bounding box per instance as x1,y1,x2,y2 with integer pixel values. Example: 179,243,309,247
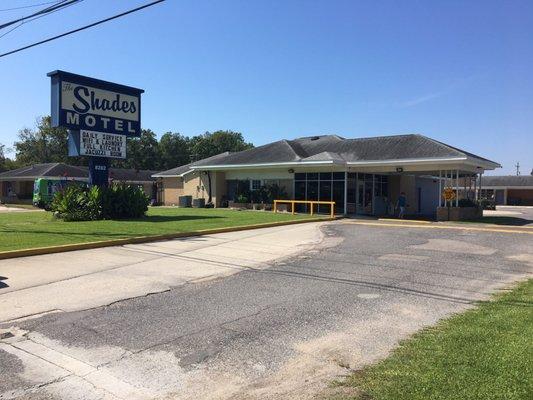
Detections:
1,219,532,400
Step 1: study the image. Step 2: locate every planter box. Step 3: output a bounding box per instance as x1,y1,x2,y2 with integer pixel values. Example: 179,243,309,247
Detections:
436,206,483,221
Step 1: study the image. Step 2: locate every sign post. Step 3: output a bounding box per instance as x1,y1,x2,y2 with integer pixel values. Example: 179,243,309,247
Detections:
442,187,456,221
48,70,144,187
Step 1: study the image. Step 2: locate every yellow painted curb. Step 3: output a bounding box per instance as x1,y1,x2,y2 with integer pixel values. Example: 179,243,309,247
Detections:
0,216,337,260
344,221,533,235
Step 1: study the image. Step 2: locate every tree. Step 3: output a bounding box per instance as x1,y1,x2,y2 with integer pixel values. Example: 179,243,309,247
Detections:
158,132,190,170
12,116,254,171
113,129,160,170
0,144,20,172
14,116,85,166
0,144,5,172
189,130,253,161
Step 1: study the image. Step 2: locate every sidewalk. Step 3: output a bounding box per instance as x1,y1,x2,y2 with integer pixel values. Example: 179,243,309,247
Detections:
0,222,324,323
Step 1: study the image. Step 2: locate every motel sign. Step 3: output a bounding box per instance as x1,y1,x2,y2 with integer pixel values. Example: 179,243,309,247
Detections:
48,70,144,186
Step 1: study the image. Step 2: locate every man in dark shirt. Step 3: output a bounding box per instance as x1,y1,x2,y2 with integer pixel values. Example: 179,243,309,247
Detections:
397,192,407,218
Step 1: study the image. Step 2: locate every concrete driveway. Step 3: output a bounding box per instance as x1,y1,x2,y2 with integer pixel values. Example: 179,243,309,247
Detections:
484,205,533,225
1,220,532,400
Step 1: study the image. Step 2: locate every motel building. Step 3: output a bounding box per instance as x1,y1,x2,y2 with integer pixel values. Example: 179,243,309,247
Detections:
153,134,500,219
477,174,533,206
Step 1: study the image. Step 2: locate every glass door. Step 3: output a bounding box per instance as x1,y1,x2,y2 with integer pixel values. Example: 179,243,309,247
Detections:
356,174,374,214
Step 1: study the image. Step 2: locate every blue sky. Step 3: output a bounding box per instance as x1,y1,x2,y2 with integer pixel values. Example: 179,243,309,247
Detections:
0,0,531,175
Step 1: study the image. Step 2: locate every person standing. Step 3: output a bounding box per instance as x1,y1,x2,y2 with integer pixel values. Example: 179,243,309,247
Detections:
397,192,407,218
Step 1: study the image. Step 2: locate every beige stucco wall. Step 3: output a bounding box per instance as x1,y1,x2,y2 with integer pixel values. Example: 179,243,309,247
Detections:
213,172,226,206
159,177,183,205
159,171,228,207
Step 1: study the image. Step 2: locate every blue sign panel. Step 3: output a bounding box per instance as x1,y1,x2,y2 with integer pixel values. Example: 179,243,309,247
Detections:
48,70,144,137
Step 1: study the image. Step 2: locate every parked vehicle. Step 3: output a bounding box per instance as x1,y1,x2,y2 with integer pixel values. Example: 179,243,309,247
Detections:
33,178,86,208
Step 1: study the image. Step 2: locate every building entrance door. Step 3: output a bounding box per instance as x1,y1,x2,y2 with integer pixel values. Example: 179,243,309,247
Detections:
356,179,373,214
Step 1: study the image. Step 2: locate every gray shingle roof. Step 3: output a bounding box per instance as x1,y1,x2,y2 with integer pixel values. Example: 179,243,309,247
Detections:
152,152,231,177
0,163,156,182
0,163,87,180
109,168,157,182
188,134,499,167
481,175,533,187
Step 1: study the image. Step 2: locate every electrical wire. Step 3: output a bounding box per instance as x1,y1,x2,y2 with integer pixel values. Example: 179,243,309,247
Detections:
0,0,83,40
0,0,78,30
0,0,165,59
0,1,61,12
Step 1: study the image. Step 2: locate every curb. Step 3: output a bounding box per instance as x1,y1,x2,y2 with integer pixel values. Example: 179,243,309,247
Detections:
0,216,338,260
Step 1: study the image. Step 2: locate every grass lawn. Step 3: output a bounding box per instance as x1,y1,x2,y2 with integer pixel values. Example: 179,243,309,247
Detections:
0,207,323,252
333,279,533,400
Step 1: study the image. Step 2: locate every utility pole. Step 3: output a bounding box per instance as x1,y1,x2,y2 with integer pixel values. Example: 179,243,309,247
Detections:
515,162,521,176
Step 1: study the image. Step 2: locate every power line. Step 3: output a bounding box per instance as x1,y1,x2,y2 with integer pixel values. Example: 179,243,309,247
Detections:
0,1,61,12
0,0,165,59
0,1,83,40
0,0,77,30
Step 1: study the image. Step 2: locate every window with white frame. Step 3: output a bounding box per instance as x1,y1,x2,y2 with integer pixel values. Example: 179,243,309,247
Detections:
250,179,261,191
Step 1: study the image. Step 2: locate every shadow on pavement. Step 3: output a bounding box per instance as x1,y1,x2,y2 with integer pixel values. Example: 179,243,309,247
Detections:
466,216,532,226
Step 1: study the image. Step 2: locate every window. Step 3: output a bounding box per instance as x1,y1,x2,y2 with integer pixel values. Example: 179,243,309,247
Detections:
251,180,261,191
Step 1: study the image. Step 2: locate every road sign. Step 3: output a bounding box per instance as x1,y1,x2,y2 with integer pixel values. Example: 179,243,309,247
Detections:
442,187,456,201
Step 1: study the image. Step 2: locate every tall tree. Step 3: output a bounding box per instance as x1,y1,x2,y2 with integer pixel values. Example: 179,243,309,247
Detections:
113,129,160,170
0,144,19,172
158,132,190,170
189,130,253,161
0,144,6,172
14,116,85,166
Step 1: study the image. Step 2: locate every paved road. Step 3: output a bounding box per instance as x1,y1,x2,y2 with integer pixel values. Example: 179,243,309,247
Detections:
1,221,532,400
0,224,322,322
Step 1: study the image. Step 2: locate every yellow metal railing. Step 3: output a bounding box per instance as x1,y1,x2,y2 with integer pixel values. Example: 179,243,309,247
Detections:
273,200,336,218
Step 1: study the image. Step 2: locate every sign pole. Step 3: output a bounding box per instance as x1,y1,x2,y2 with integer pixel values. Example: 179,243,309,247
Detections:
88,157,109,188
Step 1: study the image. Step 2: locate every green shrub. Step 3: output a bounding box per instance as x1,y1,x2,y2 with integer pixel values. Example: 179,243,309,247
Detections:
101,183,149,219
458,198,477,208
236,194,249,203
479,198,496,210
50,184,100,221
264,183,288,202
50,183,149,221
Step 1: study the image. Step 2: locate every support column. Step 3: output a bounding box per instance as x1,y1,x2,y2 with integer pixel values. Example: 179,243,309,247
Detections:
444,170,448,207
438,170,442,207
371,174,375,215
343,171,348,216
455,169,459,207
88,157,109,188
479,172,483,200
355,173,358,214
